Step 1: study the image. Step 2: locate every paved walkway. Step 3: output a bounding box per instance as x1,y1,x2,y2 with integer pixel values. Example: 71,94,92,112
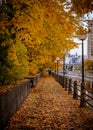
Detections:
5,74,93,130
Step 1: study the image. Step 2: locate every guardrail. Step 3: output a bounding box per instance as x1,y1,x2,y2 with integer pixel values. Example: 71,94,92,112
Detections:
52,72,93,110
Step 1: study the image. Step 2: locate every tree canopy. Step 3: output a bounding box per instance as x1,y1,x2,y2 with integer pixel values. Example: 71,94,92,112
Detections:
66,0,93,18
0,0,84,85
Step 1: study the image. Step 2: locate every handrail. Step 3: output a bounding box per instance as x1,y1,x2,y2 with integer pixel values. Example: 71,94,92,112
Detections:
84,87,93,94
52,72,93,110
85,100,93,108
84,93,93,100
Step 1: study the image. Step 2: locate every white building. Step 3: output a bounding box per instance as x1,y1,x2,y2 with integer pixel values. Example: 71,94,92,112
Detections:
65,53,82,65
88,20,93,60
64,53,87,71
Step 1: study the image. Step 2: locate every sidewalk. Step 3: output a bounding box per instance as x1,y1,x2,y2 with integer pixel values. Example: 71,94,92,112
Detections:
5,74,93,130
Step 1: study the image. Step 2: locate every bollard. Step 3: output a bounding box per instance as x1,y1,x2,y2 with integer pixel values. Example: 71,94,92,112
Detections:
73,81,77,99
68,78,72,94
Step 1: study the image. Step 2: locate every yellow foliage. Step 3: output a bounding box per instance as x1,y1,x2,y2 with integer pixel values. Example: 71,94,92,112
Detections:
29,62,39,75
7,44,18,63
1,0,83,76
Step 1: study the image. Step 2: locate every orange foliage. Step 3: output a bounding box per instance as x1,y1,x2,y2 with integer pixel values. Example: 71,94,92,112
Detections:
0,0,83,77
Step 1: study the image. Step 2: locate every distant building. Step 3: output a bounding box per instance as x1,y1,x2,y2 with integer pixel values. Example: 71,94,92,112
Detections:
88,20,93,60
65,53,82,65
65,53,87,71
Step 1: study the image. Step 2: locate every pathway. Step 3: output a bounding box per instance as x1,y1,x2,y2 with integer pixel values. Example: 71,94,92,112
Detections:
5,74,93,130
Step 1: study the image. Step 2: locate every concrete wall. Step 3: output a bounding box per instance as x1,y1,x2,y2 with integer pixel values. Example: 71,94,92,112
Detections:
0,80,30,130
30,73,43,87
0,73,43,130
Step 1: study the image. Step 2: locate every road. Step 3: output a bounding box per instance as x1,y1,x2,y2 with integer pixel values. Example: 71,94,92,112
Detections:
59,71,93,82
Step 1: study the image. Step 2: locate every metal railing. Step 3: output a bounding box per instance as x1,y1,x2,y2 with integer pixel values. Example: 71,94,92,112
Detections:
52,72,93,110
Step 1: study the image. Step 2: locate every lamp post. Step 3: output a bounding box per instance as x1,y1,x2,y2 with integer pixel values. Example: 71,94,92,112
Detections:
54,60,57,73
56,57,59,74
60,59,65,88
61,50,66,88
60,60,64,87
79,34,87,107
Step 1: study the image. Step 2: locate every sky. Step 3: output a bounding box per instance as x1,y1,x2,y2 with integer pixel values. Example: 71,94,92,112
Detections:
70,8,93,56
70,38,88,56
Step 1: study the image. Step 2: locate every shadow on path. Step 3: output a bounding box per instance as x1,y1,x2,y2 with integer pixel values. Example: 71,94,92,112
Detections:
5,74,93,130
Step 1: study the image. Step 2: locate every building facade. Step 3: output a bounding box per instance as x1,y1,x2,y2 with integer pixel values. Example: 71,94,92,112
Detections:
88,20,93,60
64,53,87,71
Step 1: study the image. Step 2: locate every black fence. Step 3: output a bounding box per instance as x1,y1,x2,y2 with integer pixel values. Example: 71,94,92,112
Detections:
0,73,43,130
52,73,93,110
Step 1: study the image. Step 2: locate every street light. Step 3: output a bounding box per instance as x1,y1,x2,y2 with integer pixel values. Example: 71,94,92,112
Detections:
54,60,57,73
79,34,87,107
56,57,59,74
60,60,65,88
79,35,87,84
63,56,66,88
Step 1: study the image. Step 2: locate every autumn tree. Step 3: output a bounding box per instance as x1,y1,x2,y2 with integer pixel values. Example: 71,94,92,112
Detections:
70,0,93,17
0,2,29,85
0,0,83,85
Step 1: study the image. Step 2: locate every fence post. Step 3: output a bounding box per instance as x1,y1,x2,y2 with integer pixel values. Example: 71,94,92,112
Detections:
63,76,64,88
61,76,63,86
80,83,85,107
68,78,72,94
73,81,77,99
64,77,65,88
65,77,68,91
58,75,59,83
59,76,61,85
